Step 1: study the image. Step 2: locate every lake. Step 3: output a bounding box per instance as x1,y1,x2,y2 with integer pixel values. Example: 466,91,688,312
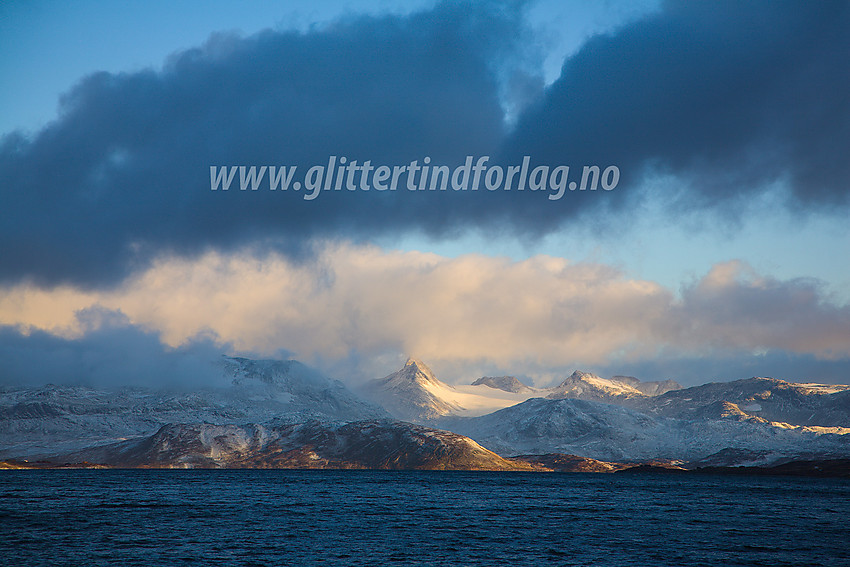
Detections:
2,470,848,566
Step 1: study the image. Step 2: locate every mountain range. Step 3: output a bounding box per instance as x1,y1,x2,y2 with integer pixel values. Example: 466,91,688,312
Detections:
357,358,683,422
2,355,849,471
0,356,385,459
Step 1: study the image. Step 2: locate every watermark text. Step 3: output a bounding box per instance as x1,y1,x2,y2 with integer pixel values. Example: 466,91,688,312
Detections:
210,156,620,201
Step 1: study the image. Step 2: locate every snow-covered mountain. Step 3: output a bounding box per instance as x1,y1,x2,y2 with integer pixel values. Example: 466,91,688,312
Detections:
359,358,538,422
54,420,532,471
610,375,682,396
360,362,683,422
5,352,850,469
547,371,681,403
359,358,463,421
471,376,537,394
448,397,850,464
0,356,386,459
634,377,850,427
221,357,384,421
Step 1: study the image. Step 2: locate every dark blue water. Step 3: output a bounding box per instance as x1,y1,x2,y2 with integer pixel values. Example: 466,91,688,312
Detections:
1,471,848,566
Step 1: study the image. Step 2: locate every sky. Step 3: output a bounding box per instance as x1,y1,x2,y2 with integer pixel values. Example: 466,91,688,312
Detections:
1,0,849,388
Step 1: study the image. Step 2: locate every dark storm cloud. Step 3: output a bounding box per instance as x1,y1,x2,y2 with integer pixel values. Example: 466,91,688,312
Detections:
0,2,520,287
502,0,850,224
1,1,848,288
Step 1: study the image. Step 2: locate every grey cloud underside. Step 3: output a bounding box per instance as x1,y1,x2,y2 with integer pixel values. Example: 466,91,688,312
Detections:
2,0,849,286
1,3,512,287
504,0,850,211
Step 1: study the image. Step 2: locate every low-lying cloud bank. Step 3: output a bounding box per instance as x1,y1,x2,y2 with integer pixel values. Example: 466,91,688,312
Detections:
1,244,848,386
0,309,227,389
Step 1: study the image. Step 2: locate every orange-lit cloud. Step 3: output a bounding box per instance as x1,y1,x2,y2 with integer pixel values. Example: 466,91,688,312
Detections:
2,245,848,384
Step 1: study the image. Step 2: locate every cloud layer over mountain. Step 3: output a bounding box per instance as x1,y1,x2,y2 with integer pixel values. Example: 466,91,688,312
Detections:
2,245,849,385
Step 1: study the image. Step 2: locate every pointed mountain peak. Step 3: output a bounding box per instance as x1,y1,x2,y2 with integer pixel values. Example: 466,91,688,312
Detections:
402,357,437,381
360,357,462,421
549,370,649,400
563,370,599,384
